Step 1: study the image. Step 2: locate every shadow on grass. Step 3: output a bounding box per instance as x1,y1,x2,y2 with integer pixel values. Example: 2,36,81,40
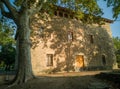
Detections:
0,75,96,89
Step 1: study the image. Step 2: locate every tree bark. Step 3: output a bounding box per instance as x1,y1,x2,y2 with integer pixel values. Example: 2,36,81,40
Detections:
11,10,34,84
1,0,45,85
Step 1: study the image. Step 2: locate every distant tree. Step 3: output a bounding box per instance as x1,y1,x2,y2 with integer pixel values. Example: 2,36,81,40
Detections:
0,17,15,46
0,17,16,70
113,37,120,67
0,44,16,71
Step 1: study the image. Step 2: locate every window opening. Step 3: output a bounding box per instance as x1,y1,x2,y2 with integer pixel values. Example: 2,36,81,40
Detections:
102,55,106,66
90,35,94,43
68,31,73,41
46,54,53,66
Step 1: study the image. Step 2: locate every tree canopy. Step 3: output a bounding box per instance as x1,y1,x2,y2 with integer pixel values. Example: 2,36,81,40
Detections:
113,37,120,67
105,0,120,19
0,17,15,46
0,16,16,70
0,44,16,71
0,0,103,21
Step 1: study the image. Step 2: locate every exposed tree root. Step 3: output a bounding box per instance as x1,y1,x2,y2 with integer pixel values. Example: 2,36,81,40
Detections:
3,71,34,89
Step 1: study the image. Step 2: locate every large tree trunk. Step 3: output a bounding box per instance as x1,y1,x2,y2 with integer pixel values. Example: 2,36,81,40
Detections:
0,0,44,85
11,10,34,84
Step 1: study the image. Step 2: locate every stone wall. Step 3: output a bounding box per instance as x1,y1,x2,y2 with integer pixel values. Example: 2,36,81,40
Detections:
30,13,116,75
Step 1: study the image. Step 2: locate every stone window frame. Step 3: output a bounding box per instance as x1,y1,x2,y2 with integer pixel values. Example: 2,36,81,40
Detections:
89,34,94,44
46,54,53,66
68,31,73,41
39,26,45,38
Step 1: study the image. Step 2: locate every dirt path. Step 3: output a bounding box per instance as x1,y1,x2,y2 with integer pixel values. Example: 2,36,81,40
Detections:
0,71,115,89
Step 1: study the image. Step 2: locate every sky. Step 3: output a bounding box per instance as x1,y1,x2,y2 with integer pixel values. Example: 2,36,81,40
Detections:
98,1,120,37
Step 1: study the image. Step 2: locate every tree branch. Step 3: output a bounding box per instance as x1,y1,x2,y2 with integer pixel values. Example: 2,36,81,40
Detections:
2,12,13,19
1,0,19,20
0,3,13,19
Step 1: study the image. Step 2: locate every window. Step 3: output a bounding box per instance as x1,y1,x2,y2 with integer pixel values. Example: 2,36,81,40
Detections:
39,26,44,38
59,12,63,17
64,13,68,18
102,55,106,66
39,26,44,33
90,35,94,43
54,11,57,16
46,54,53,66
68,31,73,41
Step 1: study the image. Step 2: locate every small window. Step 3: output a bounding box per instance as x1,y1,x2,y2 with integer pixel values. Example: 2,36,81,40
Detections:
90,35,94,43
70,15,73,19
39,27,44,38
68,31,73,41
54,11,57,16
59,12,63,17
102,55,106,66
64,13,68,18
46,54,53,66
39,27,44,33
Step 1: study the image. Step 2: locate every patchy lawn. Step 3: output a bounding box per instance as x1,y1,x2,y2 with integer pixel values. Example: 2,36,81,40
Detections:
0,71,118,89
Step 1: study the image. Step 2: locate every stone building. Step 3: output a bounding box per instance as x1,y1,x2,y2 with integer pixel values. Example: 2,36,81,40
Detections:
30,6,116,75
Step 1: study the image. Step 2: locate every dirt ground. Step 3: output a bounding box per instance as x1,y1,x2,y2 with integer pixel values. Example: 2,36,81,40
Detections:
0,71,118,89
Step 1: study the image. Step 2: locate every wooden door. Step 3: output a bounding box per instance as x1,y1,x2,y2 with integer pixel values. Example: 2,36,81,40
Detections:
75,55,84,68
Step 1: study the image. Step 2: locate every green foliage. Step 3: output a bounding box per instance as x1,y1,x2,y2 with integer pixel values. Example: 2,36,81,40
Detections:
0,17,16,70
113,37,120,50
43,0,103,24
0,17,15,46
113,37,120,67
104,0,120,19
0,44,16,70
14,0,24,6
0,61,5,70
14,0,103,22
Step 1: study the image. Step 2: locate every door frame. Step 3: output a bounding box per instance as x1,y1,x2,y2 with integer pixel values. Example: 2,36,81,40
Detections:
75,55,84,68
